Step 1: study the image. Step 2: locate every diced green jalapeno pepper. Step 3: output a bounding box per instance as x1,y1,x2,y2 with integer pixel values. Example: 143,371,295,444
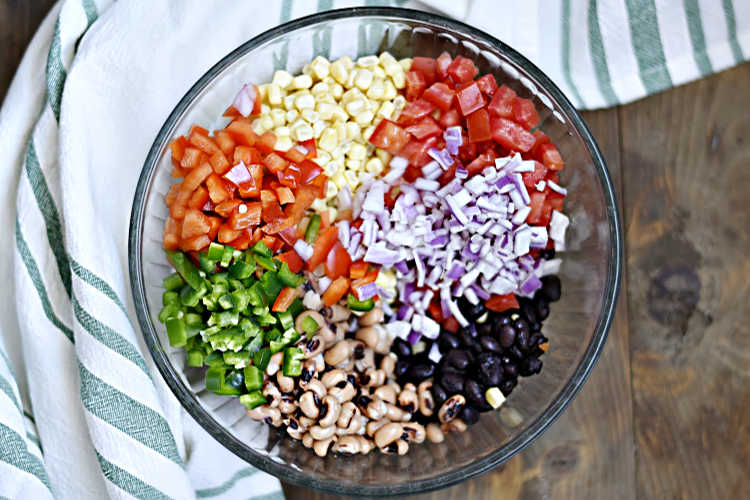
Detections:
244,365,263,392
210,272,229,286
264,328,282,343
205,366,225,393
304,214,321,244
254,254,277,272
347,293,375,312
251,240,272,258
223,351,251,368
204,351,227,368
228,260,255,280
277,310,294,331
162,272,185,291
186,349,204,367
239,391,266,409
260,272,283,301
207,242,225,261
162,290,180,306
218,293,235,310
180,282,208,307
220,245,235,267
158,303,180,323
300,315,319,336
245,334,263,354
165,250,203,290
249,283,267,307
277,262,305,287
166,316,187,347
282,347,304,377
198,252,218,273
253,348,271,372
184,313,203,327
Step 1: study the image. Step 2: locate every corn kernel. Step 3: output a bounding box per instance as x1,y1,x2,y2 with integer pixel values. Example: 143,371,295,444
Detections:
316,102,336,120
344,170,360,189
344,70,356,89
367,78,385,100
311,198,328,213
365,157,385,174
339,56,354,70
348,143,368,161
272,70,294,89
355,110,374,127
485,387,506,409
393,95,406,111
398,58,412,71
334,122,347,146
312,120,327,139
327,207,338,222
314,150,332,166
363,125,376,141
372,65,386,79
341,87,364,103
302,63,313,76
354,68,374,90
275,126,291,137
357,55,380,68
332,171,347,189
259,115,274,131
377,101,395,120
251,118,265,134
258,83,270,101
274,135,293,152
318,128,338,152
310,56,331,80
270,108,286,127
317,93,336,104
260,104,270,115
326,159,343,177
311,82,329,96
285,109,299,123
383,79,398,101
301,109,319,123
383,61,402,78
331,83,344,99
330,59,349,85
325,181,339,198
292,121,314,141
376,149,392,166
375,269,396,291
345,99,365,116
379,52,397,66
283,94,296,110
391,71,405,89
345,159,362,172
331,105,348,122
293,74,313,90
345,122,361,141
295,93,316,110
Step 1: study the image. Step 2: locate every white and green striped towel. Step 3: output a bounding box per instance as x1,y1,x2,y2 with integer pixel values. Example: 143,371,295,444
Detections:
0,0,747,499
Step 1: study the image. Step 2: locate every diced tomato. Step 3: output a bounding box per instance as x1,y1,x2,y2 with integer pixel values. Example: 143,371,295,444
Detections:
403,136,439,167
427,300,444,323
170,165,188,178
229,229,252,250
349,261,369,280
306,226,339,271
233,146,262,166
487,85,517,118
205,174,230,204
522,161,548,188
447,56,478,84
410,57,437,84
228,201,262,230
218,223,242,243
439,108,461,128
181,209,210,239
530,130,550,156
486,293,519,313
526,191,547,225
546,171,560,185
213,130,236,156
282,145,306,164
308,174,328,199
264,185,318,234
442,316,460,333
299,160,324,183
225,118,258,146
169,136,188,162
209,151,231,175
491,117,536,152
466,151,497,177
405,70,427,102
512,97,540,130
466,108,491,143
256,131,277,154
397,99,436,125
272,287,298,312
537,143,564,171
276,186,295,204
277,250,304,273
422,82,455,111
322,277,350,307
547,191,565,212
437,164,457,185
402,165,422,183
169,186,193,220
263,152,289,174
368,119,410,155
180,147,204,169
163,217,180,250
457,131,478,164
436,52,452,80
242,163,263,198
456,82,486,116
223,105,239,118
325,242,351,280
187,186,210,210
188,127,221,156
405,116,442,140
182,162,212,192
250,84,262,115
300,139,317,158
165,184,180,207
476,74,498,96
214,199,242,218
262,235,281,253
181,234,210,252
206,216,221,240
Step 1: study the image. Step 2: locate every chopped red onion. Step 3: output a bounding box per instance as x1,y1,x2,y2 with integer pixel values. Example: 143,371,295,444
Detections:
337,220,350,248
318,276,331,293
443,126,463,155
414,178,440,191
355,282,378,301
337,186,352,210
548,180,568,195
536,180,546,192
232,84,256,117
364,244,400,265
407,330,422,345
224,161,252,187
470,284,490,300
520,273,542,295
293,239,313,261
428,342,442,363
447,299,469,327
463,286,479,305
455,166,469,179
420,315,441,339
386,320,411,340
549,210,569,243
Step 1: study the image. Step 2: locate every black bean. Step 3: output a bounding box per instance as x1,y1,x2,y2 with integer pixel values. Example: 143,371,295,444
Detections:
539,248,556,260
460,406,480,425
498,325,516,348
438,332,460,353
494,314,512,328
520,357,543,376
516,329,529,351
408,363,435,380
391,338,412,358
508,346,523,360
476,321,493,337
479,335,502,353
394,359,410,378
476,353,502,387
520,299,538,324
500,377,517,396
529,332,545,349
464,379,491,411
440,371,465,394
502,360,519,377
534,295,550,320
513,318,529,335
458,297,487,321
444,349,471,371
528,320,542,333
459,330,481,352
432,383,448,409
541,275,561,302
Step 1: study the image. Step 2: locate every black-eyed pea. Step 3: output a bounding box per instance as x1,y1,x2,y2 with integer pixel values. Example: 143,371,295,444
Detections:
319,325,336,345
366,419,390,438
262,381,281,408
299,359,318,387
333,323,347,343
285,417,306,439
362,368,385,388
438,395,466,424
336,401,359,429
374,385,397,405
441,418,468,433
318,395,341,428
388,381,401,395
324,340,353,367
364,397,387,420
355,347,375,372
328,382,356,404
327,304,349,323
246,405,282,426
417,380,435,417
313,436,337,457
276,372,295,393
380,353,396,378
398,389,418,414
337,359,355,372
332,435,361,454
310,424,337,440
373,422,403,448
321,369,347,388
358,306,384,326
355,326,380,349
302,432,314,448
299,390,321,419
425,423,444,443
299,415,316,428
266,352,283,376
357,436,375,454
278,394,297,414
401,422,426,444
385,402,411,422
403,383,416,393
305,378,326,399
299,334,324,359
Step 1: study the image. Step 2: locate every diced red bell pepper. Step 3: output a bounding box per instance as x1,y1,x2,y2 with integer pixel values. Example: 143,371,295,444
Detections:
163,217,180,250
491,117,536,152
165,184,180,207
229,229,252,250
403,136,439,167
282,145,306,164
438,108,461,128
206,215,221,241
422,82,455,111
537,143,564,171
466,108,492,143
188,127,221,156
182,162,212,192
187,186,210,210
405,116,443,140
209,151,231,175
324,241,352,280
322,277,350,307
405,70,427,102
213,130,236,156
456,82,486,116
169,136,188,162
225,118,258,146
368,119,410,155
299,160,323,183
427,300,444,323
447,56,478,84
410,57,437,84
487,84,517,118
486,293,519,313
228,201,262,230
306,226,339,271
300,138,317,159
276,186,295,204
170,165,187,178
349,261,369,280
263,152,289,174
476,74,498,96
181,234,210,252
397,99,436,125
522,161,548,188
272,286,298,312
256,131,277,154
233,146,262,166
278,163,302,190
277,250,304,273
436,51,452,80
180,147,204,169
263,185,317,235
512,97,540,130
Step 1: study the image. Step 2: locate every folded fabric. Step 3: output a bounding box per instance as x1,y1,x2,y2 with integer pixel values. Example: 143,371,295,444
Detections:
0,1,747,499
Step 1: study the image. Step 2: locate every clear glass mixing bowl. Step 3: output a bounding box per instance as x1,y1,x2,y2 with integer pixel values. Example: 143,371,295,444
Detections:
129,7,622,497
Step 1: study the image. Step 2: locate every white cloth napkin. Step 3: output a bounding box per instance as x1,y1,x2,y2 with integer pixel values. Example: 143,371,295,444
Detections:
0,0,747,499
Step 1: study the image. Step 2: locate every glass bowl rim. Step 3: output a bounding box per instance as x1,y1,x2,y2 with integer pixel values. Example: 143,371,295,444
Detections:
128,6,623,497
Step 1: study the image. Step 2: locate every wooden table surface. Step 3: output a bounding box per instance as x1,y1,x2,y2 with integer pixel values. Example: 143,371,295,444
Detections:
3,3,749,499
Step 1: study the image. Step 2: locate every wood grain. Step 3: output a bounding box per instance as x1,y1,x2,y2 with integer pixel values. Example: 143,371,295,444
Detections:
621,63,750,500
